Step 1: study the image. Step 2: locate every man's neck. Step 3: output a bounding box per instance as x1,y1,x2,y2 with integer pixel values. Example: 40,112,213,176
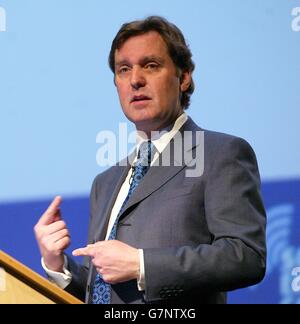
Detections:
136,111,185,138
136,112,187,143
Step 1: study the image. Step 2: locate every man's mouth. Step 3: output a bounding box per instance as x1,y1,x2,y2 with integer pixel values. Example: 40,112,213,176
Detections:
131,95,151,103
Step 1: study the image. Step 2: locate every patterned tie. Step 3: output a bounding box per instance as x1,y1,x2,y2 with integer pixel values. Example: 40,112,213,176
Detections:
92,140,154,304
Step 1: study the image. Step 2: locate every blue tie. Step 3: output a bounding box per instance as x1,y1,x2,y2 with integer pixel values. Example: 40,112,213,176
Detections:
92,141,154,304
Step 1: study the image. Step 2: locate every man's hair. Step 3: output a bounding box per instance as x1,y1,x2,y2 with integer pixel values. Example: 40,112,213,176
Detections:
109,16,195,110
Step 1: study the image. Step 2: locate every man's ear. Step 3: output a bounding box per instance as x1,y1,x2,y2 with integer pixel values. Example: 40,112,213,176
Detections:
180,71,192,92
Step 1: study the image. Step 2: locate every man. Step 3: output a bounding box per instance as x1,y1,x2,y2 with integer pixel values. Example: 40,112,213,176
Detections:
34,16,266,304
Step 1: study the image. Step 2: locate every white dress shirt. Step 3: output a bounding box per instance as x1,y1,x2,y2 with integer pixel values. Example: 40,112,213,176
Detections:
43,112,188,291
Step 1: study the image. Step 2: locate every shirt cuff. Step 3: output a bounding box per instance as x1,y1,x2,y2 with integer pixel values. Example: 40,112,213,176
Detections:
41,255,72,290
137,249,145,291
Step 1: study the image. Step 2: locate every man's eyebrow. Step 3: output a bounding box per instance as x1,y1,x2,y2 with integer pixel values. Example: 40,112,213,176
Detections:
140,56,165,65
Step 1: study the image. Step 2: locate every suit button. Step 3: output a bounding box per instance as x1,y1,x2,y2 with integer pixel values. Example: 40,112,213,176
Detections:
160,289,167,298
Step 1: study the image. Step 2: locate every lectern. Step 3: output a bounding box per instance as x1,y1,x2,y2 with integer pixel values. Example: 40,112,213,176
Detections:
0,250,83,304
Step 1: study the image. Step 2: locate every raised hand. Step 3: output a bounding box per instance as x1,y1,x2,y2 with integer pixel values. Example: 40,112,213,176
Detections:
34,196,71,272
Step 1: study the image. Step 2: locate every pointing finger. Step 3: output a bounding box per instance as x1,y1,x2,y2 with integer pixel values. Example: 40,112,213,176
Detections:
72,245,95,257
38,196,62,226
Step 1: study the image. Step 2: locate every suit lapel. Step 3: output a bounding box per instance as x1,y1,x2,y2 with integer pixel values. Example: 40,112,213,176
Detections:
119,117,203,220
124,164,186,213
93,117,203,235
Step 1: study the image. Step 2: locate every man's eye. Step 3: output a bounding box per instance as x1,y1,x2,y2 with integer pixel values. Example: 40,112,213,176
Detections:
145,63,159,70
119,67,130,74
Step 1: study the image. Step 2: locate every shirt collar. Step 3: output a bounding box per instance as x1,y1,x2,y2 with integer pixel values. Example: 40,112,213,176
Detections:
135,112,188,155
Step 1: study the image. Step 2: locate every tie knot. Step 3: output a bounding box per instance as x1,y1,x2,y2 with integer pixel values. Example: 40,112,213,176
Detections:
137,140,154,167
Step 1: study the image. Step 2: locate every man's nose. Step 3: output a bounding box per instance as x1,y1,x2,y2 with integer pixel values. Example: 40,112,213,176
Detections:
130,67,146,90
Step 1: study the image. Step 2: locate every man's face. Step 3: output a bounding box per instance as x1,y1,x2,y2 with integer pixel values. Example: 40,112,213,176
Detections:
114,31,191,134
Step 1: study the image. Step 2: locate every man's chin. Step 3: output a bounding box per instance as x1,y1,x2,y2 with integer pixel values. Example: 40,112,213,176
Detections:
125,113,155,126
123,114,153,128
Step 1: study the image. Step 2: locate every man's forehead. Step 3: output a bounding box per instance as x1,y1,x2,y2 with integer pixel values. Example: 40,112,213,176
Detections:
115,32,169,62
119,31,167,51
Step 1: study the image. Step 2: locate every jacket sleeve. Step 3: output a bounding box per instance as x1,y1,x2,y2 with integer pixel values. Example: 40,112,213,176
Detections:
143,136,266,302
64,255,89,302
64,177,100,302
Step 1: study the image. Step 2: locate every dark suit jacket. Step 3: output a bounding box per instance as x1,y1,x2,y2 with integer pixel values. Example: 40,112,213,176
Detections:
65,117,266,304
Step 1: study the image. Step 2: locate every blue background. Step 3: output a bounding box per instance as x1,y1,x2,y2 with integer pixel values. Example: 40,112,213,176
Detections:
0,1,300,304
